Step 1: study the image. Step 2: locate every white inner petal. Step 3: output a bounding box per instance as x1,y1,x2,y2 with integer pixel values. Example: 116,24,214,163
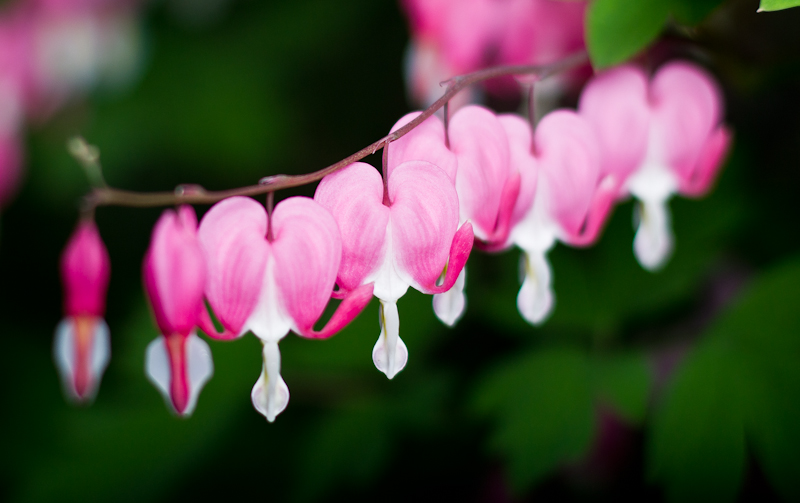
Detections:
184,332,214,417
251,340,290,422
433,266,466,327
369,219,410,303
244,256,292,343
517,250,555,325
372,300,408,379
633,198,674,272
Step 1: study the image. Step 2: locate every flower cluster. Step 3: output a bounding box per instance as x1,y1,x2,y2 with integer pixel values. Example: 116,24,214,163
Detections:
401,0,586,106
55,59,730,420
0,0,143,209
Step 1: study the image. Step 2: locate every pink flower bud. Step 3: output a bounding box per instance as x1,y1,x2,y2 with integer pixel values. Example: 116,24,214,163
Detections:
54,219,111,403
60,219,110,317
143,205,213,417
143,205,205,337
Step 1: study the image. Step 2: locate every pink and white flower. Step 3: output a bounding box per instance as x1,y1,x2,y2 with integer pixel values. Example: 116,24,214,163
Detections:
579,62,732,270
197,196,373,421
143,205,213,417
315,160,472,378
54,219,111,403
504,110,615,324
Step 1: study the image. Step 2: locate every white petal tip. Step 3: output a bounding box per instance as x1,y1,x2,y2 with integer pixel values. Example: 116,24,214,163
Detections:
145,332,214,417
251,371,290,422
53,317,111,404
517,252,554,326
633,199,674,272
433,269,467,327
372,333,408,379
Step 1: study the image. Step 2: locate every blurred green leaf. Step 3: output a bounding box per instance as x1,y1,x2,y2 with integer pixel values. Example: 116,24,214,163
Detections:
473,348,595,491
648,341,746,502
650,258,800,502
759,0,800,12
587,0,670,69
592,354,652,423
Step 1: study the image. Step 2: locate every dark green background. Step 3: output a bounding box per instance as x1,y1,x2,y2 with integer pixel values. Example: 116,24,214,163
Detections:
2,0,800,501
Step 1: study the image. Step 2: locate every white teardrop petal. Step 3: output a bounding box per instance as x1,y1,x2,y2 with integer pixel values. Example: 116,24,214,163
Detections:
183,332,214,417
433,267,466,327
372,300,408,379
53,318,76,398
251,341,289,422
517,251,554,325
145,335,171,408
633,198,674,272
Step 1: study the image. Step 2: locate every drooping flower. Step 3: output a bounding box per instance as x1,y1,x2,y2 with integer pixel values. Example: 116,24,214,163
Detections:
197,196,373,422
506,110,615,324
54,219,111,403
579,62,732,270
314,160,472,378
143,205,213,417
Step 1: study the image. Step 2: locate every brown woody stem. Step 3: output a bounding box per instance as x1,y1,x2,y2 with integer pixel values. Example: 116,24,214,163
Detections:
81,51,588,211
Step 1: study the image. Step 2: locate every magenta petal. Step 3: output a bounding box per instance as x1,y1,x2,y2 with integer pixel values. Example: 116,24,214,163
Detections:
563,175,618,247
314,162,390,293
420,222,474,294
389,160,460,291
387,111,457,182
61,220,110,317
143,205,206,336
650,61,724,184
579,65,649,190
534,110,602,239
0,135,22,209
449,105,512,239
679,125,732,198
198,196,269,337
272,196,342,334
297,283,374,339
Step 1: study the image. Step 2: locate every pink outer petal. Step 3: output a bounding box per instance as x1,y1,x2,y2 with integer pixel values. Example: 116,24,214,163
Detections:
296,283,374,339
449,105,512,239
198,196,269,338
534,110,602,239
388,160,462,292
314,162,390,293
650,61,724,184
61,219,110,317
387,111,457,182
578,65,649,190
475,171,521,251
418,222,473,294
143,205,206,336
499,114,538,231
563,175,618,247
272,196,342,334
678,125,733,198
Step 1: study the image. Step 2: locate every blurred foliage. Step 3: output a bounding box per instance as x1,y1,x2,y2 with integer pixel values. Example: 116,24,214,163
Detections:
2,0,800,502
587,0,724,68
759,0,800,11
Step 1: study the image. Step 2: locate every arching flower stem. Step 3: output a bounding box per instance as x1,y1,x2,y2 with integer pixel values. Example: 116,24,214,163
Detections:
78,52,588,215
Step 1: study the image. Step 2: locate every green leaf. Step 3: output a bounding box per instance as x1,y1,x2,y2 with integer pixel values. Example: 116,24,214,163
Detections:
473,348,595,491
650,258,800,502
648,342,746,502
592,354,652,424
759,0,800,12
587,0,671,69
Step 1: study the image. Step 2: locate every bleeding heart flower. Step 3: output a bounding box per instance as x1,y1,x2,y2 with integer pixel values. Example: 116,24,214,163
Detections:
579,62,732,271
314,160,472,379
143,205,213,417
54,219,111,403
506,110,613,325
197,196,373,422
401,0,585,107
